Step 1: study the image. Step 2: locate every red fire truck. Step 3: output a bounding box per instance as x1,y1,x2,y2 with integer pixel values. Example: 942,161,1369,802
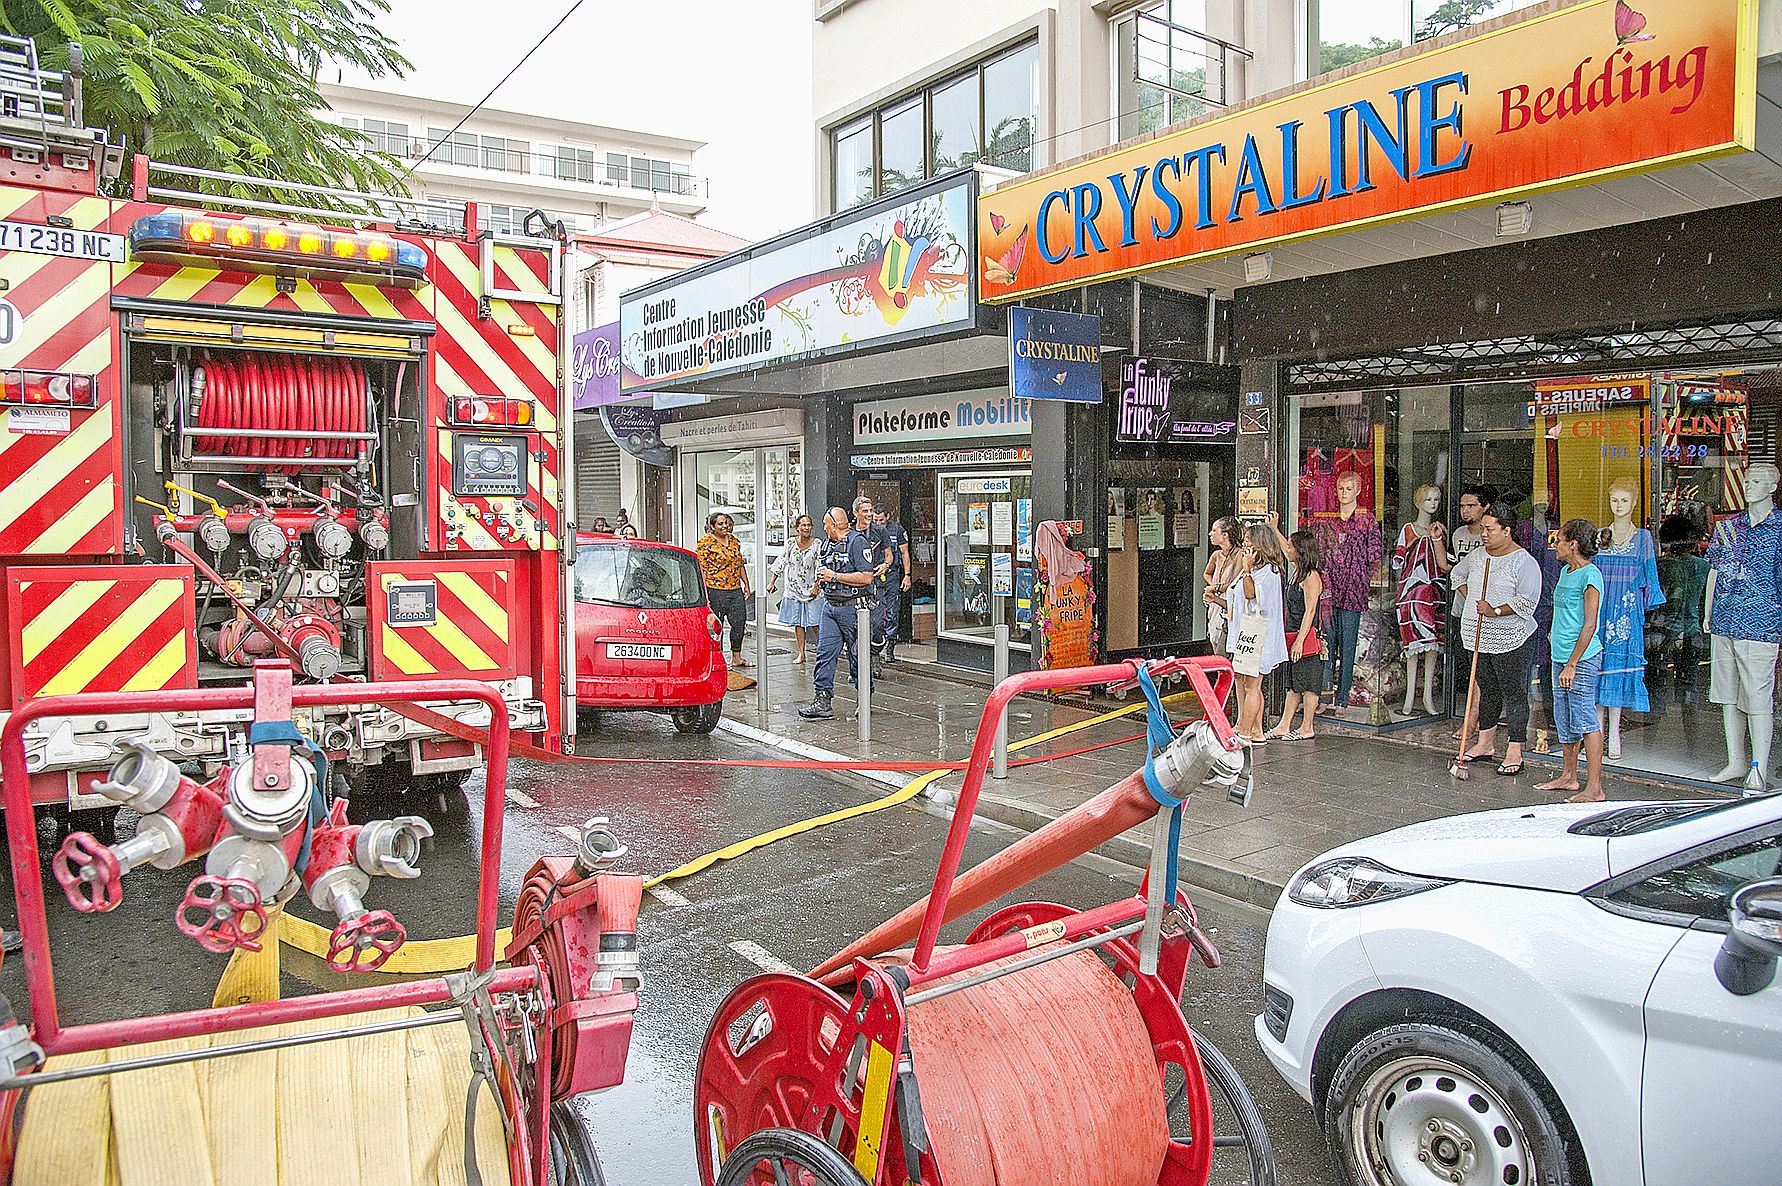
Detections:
0,38,574,831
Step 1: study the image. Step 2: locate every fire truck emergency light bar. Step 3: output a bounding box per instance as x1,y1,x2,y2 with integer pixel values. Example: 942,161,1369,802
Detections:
0,370,97,408
128,212,427,286
448,395,533,427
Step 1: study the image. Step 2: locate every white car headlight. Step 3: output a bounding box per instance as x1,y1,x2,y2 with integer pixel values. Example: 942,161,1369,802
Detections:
1288,856,1451,908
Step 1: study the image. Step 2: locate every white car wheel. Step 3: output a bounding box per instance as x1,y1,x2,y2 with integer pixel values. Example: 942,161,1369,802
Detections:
1325,1022,1577,1186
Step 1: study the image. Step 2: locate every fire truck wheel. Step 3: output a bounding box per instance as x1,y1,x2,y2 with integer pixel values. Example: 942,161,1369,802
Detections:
672,702,723,735
547,1099,606,1186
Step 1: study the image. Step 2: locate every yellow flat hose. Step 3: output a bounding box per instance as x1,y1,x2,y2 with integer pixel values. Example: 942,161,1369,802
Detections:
262,691,1187,983
212,907,283,1008
14,1008,512,1186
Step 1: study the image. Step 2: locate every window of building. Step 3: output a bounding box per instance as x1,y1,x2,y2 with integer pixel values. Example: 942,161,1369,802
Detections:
878,96,924,197
1314,0,1539,73
939,471,1035,649
480,135,529,173
553,146,598,183
930,72,980,173
596,152,695,195
833,116,873,210
1114,2,1220,141
828,40,1038,211
981,42,1037,173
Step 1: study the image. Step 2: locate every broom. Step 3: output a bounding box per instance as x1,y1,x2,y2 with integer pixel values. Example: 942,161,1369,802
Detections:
1450,554,1492,780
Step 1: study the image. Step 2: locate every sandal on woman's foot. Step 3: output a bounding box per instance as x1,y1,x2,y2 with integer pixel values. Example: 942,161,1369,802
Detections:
1283,731,1315,742
1496,762,1524,777
1457,752,1495,764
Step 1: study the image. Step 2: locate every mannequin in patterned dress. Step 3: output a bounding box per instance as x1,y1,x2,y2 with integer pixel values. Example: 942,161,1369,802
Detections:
1594,478,1665,760
1394,483,1450,716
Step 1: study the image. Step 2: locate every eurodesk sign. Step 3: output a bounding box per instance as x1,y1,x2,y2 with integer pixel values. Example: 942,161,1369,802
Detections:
977,0,1755,302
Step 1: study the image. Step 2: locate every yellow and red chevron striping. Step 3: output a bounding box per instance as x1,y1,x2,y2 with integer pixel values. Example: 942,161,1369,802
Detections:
369,560,514,681
5,565,197,706
0,186,124,557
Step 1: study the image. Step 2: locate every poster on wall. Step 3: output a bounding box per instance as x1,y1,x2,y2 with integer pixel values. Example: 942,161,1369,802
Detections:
968,502,990,545
1015,567,1033,627
1016,498,1033,560
1036,526,1096,670
992,553,1013,596
1172,487,1200,548
945,498,959,535
991,501,1013,546
1107,487,1125,550
1137,488,1167,550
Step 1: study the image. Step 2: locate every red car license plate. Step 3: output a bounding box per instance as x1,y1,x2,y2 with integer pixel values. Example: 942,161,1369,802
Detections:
607,643,672,661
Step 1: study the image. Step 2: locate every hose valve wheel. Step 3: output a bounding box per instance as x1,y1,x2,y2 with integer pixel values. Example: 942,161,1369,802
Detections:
176,875,269,953
327,909,406,973
52,833,123,913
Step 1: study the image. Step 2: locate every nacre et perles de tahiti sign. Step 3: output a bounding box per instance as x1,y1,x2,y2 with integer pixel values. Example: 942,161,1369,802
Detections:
977,0,1755,302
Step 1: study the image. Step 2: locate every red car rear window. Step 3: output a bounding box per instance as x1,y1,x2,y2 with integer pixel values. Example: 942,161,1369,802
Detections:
574,544,704,609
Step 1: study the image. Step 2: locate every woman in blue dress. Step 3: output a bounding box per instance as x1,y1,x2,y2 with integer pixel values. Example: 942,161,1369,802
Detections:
1594,478,1665,759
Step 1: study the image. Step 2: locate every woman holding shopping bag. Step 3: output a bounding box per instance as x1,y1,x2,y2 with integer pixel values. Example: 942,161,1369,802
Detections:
1213,521,1289,745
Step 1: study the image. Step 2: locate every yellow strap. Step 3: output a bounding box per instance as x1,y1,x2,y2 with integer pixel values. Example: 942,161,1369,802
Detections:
258,690,1186,985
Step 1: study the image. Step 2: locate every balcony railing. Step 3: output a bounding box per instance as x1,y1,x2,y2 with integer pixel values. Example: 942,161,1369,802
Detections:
395,138,707,200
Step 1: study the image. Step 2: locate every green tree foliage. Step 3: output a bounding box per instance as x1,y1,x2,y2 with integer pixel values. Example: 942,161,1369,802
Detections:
1416,0,1503,41
1,0,412,204
1319,36,1404,73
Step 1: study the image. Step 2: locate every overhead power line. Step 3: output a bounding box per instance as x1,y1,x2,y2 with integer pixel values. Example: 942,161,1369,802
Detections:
399,0,587,181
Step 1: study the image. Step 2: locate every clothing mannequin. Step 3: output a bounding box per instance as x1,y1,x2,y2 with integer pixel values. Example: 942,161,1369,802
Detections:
1594,478,1664,760
1705,463,1782,791
1394,483,1448,715
1314,472,1383,711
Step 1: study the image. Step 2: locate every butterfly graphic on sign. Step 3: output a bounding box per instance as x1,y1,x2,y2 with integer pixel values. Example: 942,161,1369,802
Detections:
1052,372,1067,386
982,224,1027,286
1614,0,1654,45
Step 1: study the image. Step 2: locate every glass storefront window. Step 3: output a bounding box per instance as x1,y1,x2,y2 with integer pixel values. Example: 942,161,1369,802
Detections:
1291,366,1777,790
1314,1,1542,72
878,97,925,198
690,445,802,614
939,471,1034,647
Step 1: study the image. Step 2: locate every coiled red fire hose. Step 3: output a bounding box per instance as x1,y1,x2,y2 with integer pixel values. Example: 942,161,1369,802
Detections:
197,355,366,471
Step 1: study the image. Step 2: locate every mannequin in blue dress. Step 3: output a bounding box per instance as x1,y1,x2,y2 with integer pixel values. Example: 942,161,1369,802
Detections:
1595,478,1665,760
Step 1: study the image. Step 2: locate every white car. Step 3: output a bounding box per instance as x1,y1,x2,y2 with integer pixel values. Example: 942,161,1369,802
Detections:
1255,795,1782,1186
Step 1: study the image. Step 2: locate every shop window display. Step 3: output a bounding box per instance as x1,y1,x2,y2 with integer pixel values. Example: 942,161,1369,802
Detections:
939,472,1034,647
1291,367,1782,792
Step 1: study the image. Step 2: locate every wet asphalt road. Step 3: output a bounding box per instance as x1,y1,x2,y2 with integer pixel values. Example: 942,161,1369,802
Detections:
0,711,1338,1185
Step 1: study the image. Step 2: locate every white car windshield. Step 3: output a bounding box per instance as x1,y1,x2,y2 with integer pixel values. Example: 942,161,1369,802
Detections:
575,544,703,609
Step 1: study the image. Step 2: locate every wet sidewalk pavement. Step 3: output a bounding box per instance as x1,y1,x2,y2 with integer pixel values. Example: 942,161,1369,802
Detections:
718,631,1712,910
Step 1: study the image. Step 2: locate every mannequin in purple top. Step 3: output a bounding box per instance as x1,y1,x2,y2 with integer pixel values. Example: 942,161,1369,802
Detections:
1314,472,1384,710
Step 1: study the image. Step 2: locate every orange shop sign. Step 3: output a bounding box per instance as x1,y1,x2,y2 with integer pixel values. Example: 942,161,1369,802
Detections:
977,0,1756,303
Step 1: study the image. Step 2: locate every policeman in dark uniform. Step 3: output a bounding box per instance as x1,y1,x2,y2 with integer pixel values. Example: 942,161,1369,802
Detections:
873,507,911,663
798,507,876,720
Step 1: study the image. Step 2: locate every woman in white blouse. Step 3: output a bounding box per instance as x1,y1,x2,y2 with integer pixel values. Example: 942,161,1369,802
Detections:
1456,504,1543,776
1209,520,1290,744
767,514,822,663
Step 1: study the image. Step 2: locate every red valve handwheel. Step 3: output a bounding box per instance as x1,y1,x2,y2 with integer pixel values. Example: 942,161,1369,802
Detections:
52,832,123,913
327,910,406,973
176,875,269,954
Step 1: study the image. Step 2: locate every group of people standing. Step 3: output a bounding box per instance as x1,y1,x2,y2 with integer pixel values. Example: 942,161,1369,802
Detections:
692,496,909,722
1201,488,1613,802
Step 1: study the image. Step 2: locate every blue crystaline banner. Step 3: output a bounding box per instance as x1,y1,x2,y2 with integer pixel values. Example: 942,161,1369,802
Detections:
1009,306,1103,403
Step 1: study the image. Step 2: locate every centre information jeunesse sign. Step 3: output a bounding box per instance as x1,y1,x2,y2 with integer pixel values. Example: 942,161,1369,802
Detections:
975,0,1754,301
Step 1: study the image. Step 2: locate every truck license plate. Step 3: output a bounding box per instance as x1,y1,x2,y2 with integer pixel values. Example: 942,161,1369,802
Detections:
0,220,126,262
607,643,671,661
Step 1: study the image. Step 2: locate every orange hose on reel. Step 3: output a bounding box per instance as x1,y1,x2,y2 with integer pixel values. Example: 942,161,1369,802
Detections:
811,770,1160,984
901,947,1171,1186
512,863,583,1098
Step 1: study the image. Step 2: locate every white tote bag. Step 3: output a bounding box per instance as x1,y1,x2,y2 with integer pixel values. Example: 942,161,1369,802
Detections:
1229,596,1267,677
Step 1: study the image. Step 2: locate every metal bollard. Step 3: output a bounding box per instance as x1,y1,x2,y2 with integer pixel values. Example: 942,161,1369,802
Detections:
992,624,1009,779
755,591,770,717
856,602,872,742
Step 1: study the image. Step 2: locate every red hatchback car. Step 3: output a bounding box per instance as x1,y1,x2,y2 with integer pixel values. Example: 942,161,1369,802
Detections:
573,534,728,733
